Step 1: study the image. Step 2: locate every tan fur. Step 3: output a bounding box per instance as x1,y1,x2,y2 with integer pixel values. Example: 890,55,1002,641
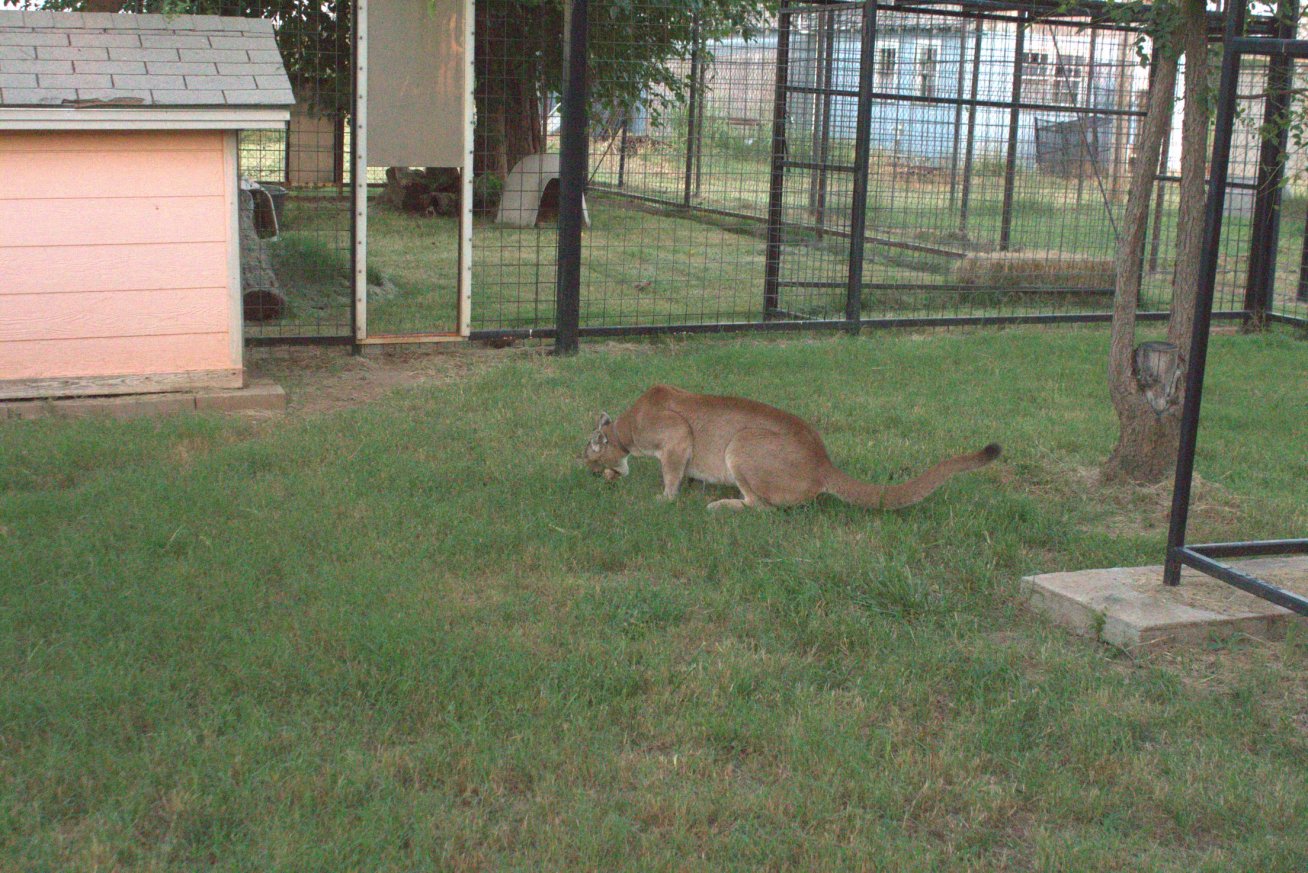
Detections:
582,385,1000,511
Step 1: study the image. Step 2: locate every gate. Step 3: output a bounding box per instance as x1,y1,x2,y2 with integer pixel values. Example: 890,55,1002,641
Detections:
764,1,876,329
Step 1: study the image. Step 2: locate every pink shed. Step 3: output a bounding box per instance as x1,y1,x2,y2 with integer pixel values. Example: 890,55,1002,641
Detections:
0,11,294,400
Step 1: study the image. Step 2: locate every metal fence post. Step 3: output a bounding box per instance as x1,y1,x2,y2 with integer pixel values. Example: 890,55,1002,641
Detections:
763,7,792,318
617,111,629,189
845,0,878,331
683,13,701,208
555,0,588,355
1298,207,1308,301
948,21,967,208
999,10,1026,252
1243,0,1296,325
1164,1,1245,587
959,16,983,236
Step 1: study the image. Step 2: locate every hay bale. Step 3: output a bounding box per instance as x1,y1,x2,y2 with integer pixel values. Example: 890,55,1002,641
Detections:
953,250,1115,291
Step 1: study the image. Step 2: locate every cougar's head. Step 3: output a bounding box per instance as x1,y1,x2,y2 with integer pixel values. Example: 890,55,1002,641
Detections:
582,412,629,481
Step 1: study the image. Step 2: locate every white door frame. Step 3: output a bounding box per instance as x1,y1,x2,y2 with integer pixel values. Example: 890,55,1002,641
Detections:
352,0,474,345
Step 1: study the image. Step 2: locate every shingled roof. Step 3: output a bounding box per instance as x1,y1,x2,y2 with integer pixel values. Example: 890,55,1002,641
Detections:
0,11,294,109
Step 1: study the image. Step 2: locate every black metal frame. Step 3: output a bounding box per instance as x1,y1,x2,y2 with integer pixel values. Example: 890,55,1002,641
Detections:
1163,1,1308,616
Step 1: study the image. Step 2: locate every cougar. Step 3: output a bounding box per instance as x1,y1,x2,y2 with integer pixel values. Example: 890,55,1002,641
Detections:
582,385,1000,511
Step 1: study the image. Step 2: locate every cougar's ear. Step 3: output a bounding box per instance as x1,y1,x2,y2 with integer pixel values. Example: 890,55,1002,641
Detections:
597,412,612,429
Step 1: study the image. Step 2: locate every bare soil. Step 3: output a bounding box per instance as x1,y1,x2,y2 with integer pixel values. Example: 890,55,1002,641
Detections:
247,342,539,418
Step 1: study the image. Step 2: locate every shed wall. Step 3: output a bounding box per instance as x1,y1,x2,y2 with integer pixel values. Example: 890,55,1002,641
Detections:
0,129,241,399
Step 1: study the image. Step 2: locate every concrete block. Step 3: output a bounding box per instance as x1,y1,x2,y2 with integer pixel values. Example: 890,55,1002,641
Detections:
1022,557,1308,650
194,380,286,413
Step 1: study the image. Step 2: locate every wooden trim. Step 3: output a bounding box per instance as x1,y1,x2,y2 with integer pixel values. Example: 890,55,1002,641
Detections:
356,332,465,345
0,108,289,131
0,368,243,401
353,0,369,342
223,130,244,381
458,0,474,338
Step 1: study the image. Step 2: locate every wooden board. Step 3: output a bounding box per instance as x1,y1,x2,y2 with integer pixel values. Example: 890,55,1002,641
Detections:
0,368,243,402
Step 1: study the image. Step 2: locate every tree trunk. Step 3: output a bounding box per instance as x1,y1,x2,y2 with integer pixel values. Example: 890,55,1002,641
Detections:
1105,49,1182,482
1105,0,1212,484
474,1,549,181
1168,0,1211,350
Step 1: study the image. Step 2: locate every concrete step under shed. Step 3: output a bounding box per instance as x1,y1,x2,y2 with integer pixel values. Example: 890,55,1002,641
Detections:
1022,556,1308,650
0,379,285,421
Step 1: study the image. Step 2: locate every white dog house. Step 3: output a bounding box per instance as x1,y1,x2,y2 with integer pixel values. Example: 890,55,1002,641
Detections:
497,153,590,228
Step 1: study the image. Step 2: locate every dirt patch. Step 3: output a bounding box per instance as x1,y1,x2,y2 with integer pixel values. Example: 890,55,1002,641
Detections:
246,343,543,418
1018,452,1242,540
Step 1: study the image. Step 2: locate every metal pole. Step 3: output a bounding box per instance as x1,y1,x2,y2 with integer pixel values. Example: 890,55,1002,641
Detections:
1243,0,1296,325
554,0,588,355
845,0,878,331
763,8,793,318
810,10,836,231
1298,203,1308,301
1078,23,1097,206
999,10,1025,251
695,36,706,197
815,10,836,236
1164,1,1246,587
948,21,967,207
959,16,983,235
617,111,629,189
683,13,701,208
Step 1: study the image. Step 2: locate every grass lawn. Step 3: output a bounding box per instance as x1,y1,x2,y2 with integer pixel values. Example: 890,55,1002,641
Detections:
3,328,1306,870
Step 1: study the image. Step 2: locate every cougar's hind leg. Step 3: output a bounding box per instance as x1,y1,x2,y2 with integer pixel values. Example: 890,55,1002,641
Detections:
724,430,825,509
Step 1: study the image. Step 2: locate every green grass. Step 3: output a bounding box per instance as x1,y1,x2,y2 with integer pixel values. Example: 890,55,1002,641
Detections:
3,328,1307,870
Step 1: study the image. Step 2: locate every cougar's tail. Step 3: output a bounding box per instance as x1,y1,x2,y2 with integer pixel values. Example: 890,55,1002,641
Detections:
822,444,1001,510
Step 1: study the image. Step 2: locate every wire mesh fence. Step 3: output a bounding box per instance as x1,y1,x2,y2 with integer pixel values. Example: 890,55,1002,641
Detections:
474,0,1289,339
7,0,355,341
4,0,1299,341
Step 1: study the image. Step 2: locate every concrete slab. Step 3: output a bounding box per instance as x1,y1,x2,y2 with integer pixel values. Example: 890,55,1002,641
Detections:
1022,556,1308,650
0,379,285,421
